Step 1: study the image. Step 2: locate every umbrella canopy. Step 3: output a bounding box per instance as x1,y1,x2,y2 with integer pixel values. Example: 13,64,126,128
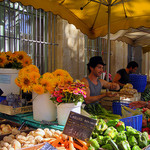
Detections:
1,0,150,39
1,0,150,82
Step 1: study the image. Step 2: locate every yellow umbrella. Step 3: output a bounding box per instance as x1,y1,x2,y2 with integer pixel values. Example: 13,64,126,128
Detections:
1,0,150,80
3,0,150,38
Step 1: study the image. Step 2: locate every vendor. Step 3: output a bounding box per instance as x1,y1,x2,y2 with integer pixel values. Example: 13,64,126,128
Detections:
113,61,138,89
81,56,120,105
129,101,150,109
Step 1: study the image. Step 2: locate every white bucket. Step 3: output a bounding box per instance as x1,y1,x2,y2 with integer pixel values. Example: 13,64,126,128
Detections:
32,92,57,121
0,68,20,96
57,102,82,125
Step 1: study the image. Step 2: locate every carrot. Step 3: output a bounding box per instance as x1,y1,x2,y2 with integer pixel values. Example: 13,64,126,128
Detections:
51,136,62,147
73,142,84,150
69,136,75,150
43,137,56,142
77,139,88,149
48,138,57,144
64,139,69,148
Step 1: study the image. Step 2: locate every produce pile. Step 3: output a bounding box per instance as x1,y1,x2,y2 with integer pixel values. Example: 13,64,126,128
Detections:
88,119,150,150
84,103,121,120
0,128,88,150
141,88,150,101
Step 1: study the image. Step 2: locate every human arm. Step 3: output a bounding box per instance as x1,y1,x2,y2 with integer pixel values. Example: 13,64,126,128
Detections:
113,73,125,87
129,101,150,109
100,79,120,91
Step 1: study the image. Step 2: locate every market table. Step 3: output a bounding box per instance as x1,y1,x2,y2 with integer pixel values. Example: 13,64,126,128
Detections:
0,112,64,131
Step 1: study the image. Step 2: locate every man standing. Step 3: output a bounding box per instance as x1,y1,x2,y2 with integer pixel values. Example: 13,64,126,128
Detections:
81,56,120,105
113,61,138,89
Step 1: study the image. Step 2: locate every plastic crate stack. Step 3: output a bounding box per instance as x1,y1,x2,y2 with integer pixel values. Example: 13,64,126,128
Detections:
129,74,147,92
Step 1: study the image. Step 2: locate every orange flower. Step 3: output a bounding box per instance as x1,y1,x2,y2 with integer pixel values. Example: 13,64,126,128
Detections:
33,84,45,95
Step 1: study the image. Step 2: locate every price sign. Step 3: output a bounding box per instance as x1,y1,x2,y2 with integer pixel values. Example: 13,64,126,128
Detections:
40,142,57,150
63,111,97,141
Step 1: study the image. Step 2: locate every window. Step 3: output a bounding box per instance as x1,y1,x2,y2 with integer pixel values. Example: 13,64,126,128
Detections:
84,35,107,76
0,0,58,74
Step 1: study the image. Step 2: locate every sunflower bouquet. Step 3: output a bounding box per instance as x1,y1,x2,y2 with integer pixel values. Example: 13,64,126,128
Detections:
50,80,87,105
0,51,32,69
15,65,74,95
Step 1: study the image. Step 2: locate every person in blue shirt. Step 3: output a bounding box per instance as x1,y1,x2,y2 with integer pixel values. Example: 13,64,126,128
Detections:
81,56,120,105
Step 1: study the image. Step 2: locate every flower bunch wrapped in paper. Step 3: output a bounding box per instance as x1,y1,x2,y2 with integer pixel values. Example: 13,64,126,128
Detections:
0,51,32,69
50,80,87,105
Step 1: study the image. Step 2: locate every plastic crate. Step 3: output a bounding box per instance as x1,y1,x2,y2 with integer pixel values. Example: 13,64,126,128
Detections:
0,96,6,102
129,74,147,92
112,100,130,116
120,114,143,131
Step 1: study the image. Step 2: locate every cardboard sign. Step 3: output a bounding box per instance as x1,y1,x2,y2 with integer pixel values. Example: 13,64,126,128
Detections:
40,142,57,150
63,111,97,141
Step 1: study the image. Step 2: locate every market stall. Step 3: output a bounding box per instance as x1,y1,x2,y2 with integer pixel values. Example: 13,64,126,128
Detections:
0,51,150,150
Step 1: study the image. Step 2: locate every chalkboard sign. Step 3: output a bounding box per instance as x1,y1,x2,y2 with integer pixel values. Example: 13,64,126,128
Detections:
40,142,57,150
63,111,97,141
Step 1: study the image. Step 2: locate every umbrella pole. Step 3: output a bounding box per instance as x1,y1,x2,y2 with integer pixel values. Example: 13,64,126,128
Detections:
106,4,111,91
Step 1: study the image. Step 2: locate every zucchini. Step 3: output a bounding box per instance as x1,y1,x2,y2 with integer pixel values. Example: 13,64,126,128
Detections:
108,139,119,150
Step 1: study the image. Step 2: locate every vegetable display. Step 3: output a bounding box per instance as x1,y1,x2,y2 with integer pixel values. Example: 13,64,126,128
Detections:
88,119,150,150
84,103,121,120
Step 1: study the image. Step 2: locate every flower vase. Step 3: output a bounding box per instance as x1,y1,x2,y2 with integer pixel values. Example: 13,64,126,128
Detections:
0,68,20,96
32,92,56,121
57,102,82,125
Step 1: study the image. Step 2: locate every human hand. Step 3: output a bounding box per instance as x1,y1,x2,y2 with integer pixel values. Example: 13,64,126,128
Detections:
105,92,117,97
110,83,119,90
129,101,147,109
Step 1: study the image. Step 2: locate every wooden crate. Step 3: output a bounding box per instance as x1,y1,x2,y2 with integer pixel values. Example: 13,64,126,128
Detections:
0,120,34,140
100,96,120,111
0,104,32,115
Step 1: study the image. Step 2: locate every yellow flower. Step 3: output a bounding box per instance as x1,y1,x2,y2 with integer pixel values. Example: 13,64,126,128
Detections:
19,65,39,76
29,72,41,84
43,72,54,79
15,78,22,88
0,55,7,67
19,75,32,92
28,65,39,73
22,56,32,67
53,69,66,77
40,78,52,90
14,51,27,61
33,84,45,94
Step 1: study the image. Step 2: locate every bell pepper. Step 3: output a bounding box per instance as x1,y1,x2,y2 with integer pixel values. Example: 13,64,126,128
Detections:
142,131,149,141
88,139,100,150
106,119,119,127
88,145,95,150
118,140,131,150
126,126,138,137
101,144,113,150
108,139,119,150
116,132,127,144
96,135,103,145
95,119,108,134
115,121,125,132
104,127,118,139
132,145,141,150
92,132,99,138
128,135,138,147
101,136,111,146
138,133,148,148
